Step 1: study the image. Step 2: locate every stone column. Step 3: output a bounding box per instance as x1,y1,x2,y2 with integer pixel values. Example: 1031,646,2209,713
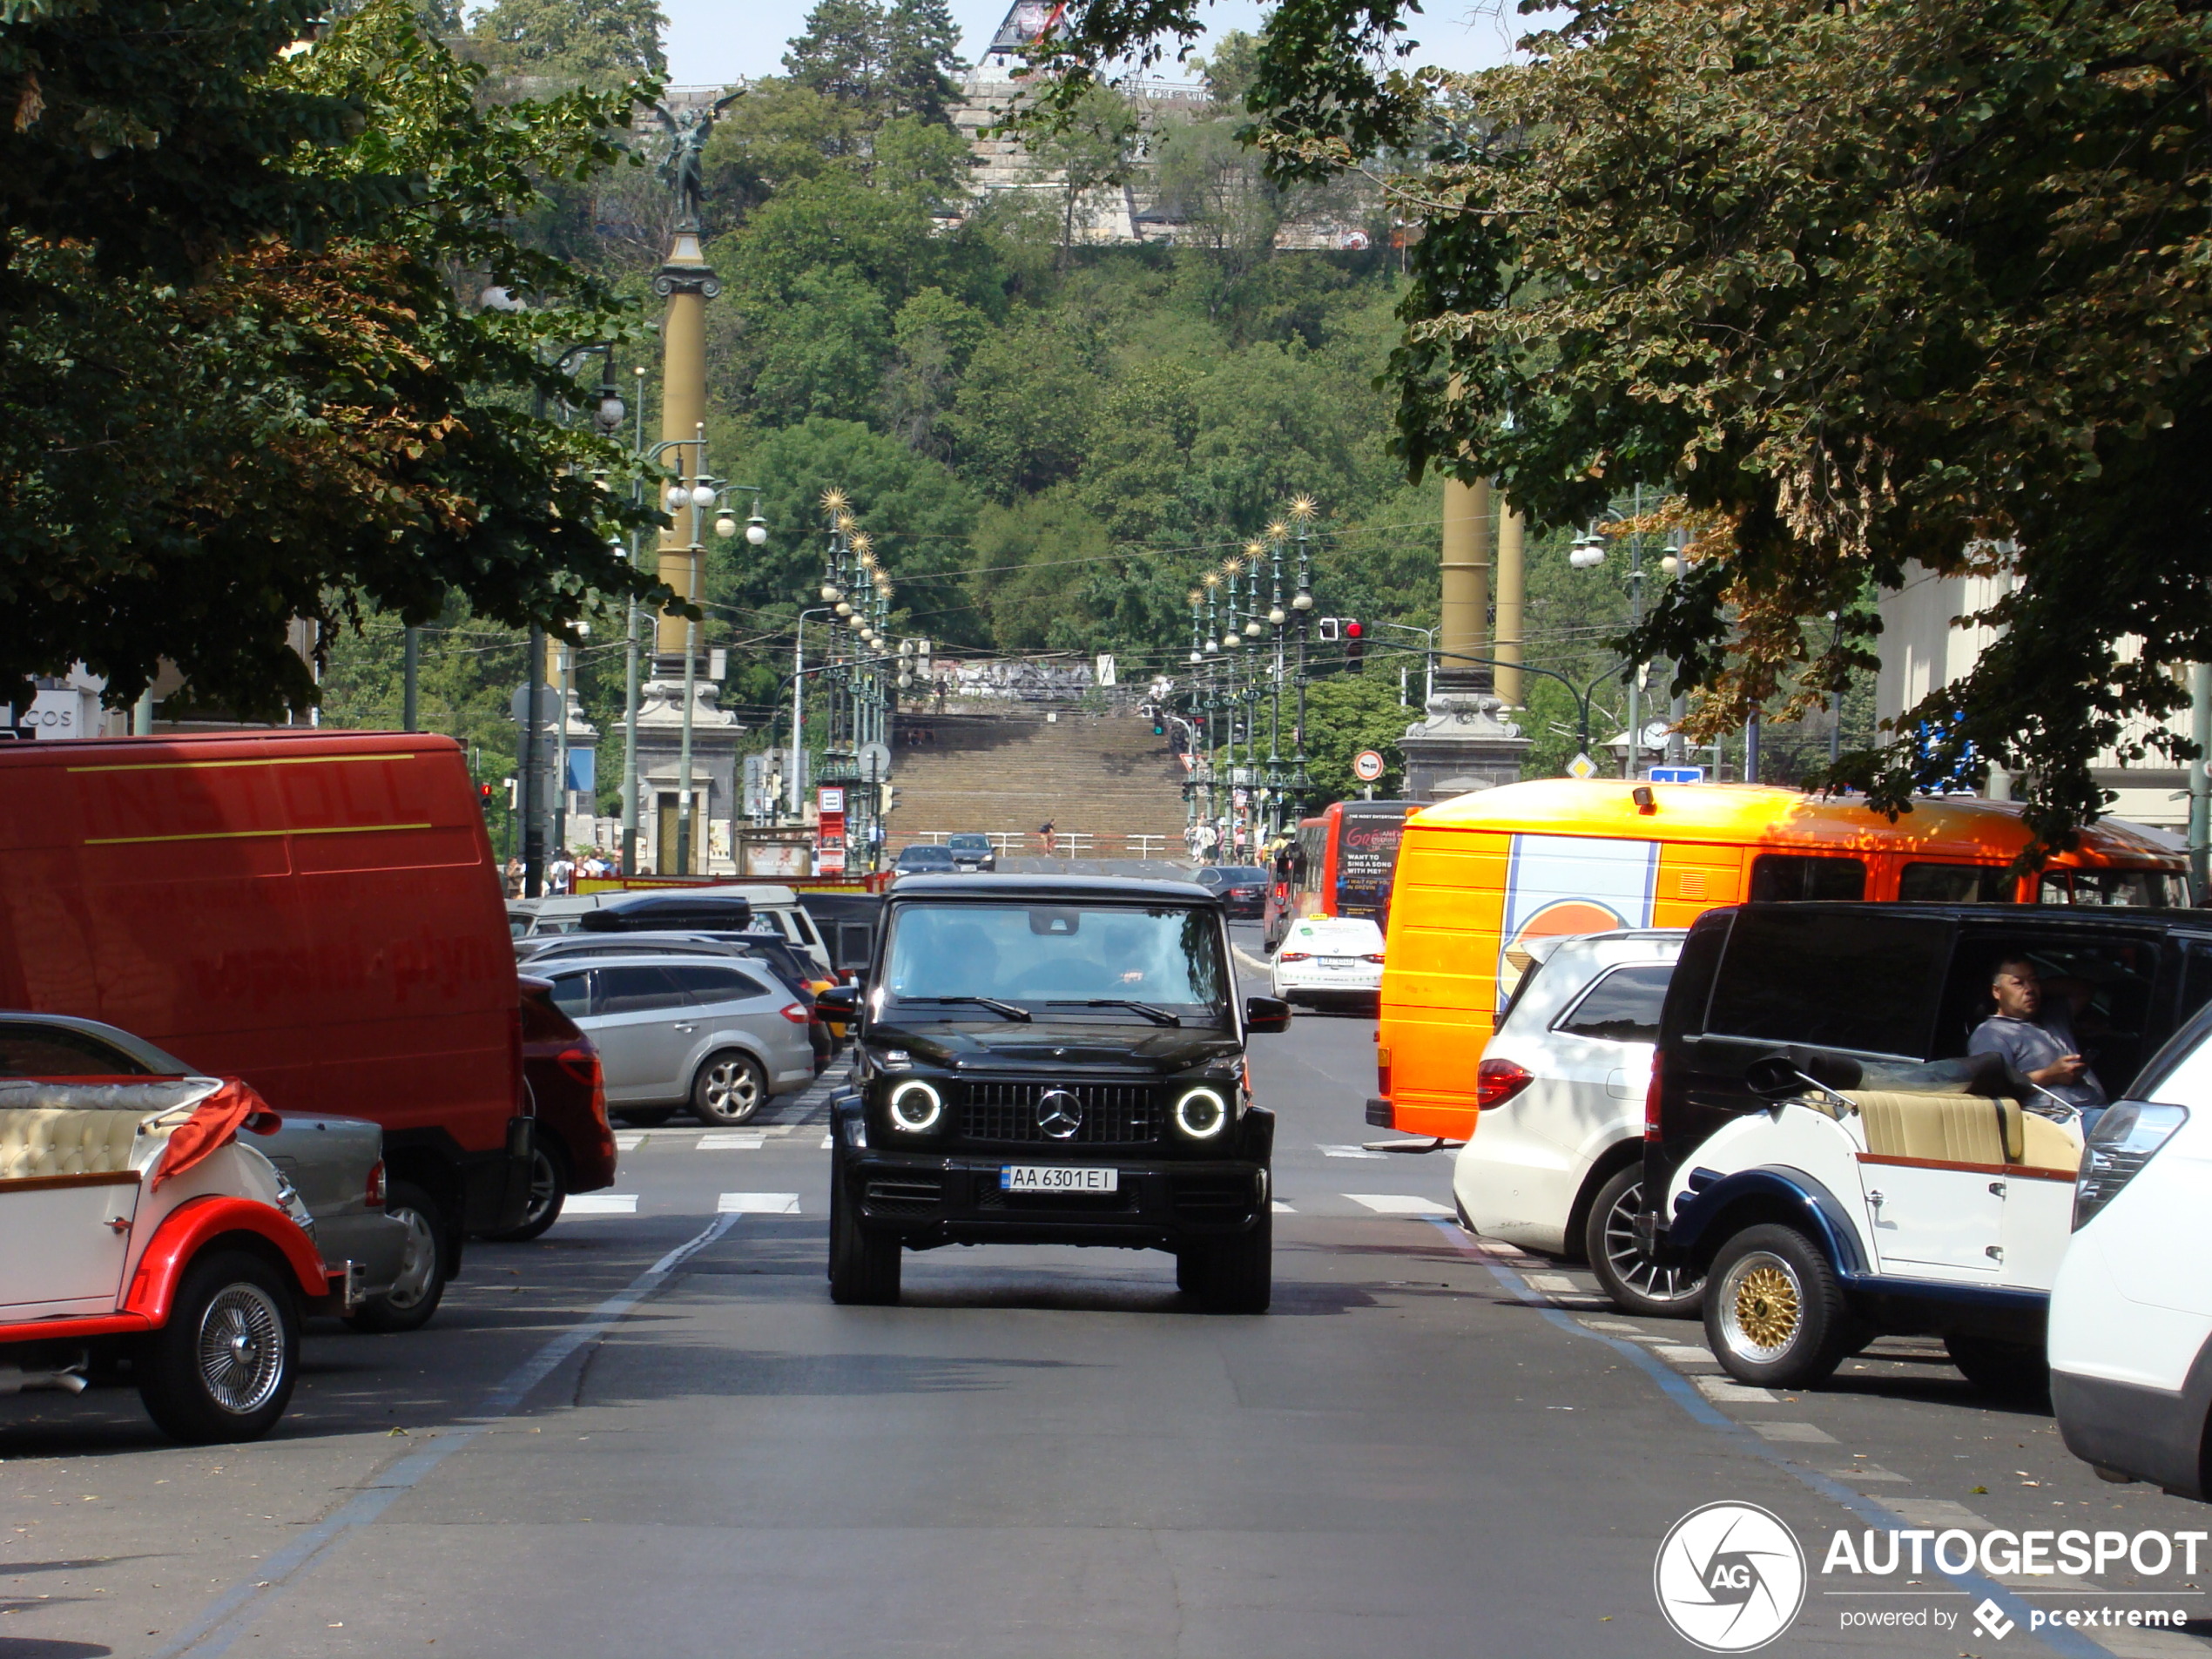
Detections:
1494,504,1526,708
631,227,741,873
1399,477,1529,801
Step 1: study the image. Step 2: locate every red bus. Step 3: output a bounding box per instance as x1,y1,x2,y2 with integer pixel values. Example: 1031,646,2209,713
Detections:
1263,799,1420,950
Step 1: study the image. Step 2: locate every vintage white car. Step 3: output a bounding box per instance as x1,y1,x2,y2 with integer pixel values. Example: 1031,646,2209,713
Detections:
0,1074,347,1442
1661,1055,2084,1393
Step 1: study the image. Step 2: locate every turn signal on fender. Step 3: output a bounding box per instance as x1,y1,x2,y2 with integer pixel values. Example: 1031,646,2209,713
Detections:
1475,1057,1533,1109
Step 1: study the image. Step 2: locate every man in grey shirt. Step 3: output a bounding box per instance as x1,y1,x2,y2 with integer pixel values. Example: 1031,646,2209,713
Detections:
1968,955,2107,1125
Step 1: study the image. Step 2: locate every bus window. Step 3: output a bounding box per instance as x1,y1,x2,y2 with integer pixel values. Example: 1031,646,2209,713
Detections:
1749,853,1867,902
2038,869,2188,907
1898,861,2014,904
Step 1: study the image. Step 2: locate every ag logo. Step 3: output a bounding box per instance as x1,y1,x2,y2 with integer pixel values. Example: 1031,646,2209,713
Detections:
1653,1502,1805,1652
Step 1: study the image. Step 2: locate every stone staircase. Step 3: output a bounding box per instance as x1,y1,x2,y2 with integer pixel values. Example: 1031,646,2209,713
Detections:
886,708,1190,856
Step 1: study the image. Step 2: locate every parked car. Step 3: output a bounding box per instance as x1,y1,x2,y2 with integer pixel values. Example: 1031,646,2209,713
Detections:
535,956,817,1126
2050,1000,2212,1496
1197,865,1271,921
819,873,1287,1311
489,981,619,1242
0,1072,345,1441
1449,931,1689,1315
947,833,997,873
0,1011,432,1331
517,931,834,1072
894,844,959,880
544,885,835,977
1645,901,2212,1392
1271,915,1388,1010
0,731,536,1290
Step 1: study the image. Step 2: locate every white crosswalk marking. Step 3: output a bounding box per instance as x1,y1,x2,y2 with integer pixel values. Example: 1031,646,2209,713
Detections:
1318,1143,1386,1160
563,1193,639,1216
1523,1272,1579,1292
1271,1201,1296,1213
820,1135,835,1150
697,1132,765,1150
612,1133,644,1151
1694,1375,1777,1404
1345,1193,1453,1217
718,1192,801,1215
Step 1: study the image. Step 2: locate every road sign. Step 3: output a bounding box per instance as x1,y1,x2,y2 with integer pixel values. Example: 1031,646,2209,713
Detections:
1352,749,1386,783
1648,765,1707,784
509,682,558,725
1566,752,1598,780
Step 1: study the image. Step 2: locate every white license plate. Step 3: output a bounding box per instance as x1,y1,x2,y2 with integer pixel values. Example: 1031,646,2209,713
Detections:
1001,1165,1119,1194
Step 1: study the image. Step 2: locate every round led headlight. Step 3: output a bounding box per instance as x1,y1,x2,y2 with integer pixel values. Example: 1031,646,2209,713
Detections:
1174,1087,1229,1139
887,1078,943,1132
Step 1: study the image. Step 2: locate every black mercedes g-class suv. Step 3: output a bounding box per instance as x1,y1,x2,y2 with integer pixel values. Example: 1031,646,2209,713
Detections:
817,873,1287,1312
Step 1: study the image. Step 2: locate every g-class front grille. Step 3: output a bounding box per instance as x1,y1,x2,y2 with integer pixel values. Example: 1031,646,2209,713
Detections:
961,1082,1163,1144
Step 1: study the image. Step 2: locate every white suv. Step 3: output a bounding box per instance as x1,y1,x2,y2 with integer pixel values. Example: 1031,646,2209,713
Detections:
1450,930,1695,1316
2050,1002,2212,1496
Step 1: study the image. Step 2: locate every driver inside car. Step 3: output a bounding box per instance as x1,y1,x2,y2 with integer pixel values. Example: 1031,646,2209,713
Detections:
1969,954,2108,1127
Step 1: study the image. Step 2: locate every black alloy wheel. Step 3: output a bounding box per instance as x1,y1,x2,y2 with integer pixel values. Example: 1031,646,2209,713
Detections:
827,1170,901,1305
487,1141,568,1243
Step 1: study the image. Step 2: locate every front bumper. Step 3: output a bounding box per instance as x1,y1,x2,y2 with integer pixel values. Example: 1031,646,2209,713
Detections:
2053,1366,2209,1499
842,1150,1269,1250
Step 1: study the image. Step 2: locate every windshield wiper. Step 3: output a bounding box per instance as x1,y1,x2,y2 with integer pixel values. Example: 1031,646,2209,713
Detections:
899,995,1032,1022
1044,999,1182,1027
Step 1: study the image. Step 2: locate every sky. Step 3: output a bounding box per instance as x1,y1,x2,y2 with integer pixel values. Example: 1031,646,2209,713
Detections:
661,0,1537,88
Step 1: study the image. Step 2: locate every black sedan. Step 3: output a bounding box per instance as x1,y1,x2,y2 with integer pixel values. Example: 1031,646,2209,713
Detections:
1195,865,1270,919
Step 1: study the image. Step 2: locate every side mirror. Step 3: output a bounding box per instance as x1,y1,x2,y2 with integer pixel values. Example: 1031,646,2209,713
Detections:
1743,1056,1806,1101
1244,995,1291,1035
815,983,860,1021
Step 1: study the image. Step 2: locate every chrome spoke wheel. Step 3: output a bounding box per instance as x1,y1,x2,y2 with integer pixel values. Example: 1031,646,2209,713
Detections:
522,1148,559,1229
1716,1251,1804,1364
196,1284,285,1417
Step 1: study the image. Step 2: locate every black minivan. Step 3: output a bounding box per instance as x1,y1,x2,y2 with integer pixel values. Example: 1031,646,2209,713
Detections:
1644,901,2212,1268
817,873,1288,1312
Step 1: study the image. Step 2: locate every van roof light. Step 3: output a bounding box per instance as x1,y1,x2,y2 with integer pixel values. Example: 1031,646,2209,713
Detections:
1631,786,1656,813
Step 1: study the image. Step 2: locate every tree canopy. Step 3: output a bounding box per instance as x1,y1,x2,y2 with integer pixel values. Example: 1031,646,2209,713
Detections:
1038,0,2212,840
1,0,661,719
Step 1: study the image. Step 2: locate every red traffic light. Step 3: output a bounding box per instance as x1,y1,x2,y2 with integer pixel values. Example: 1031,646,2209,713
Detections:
478,783,493,801
1345,620,1363,638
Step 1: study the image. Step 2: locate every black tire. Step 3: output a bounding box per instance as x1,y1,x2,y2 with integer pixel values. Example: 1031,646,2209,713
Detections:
1188,1206,1272,1314
691,1049,767,1127
1703,1224,1856,1390
620,1107,677,1127
828,1169,900,1305
485,1142,566,1243
1174,1249,1204,1295
1585,1165,1706,1318
344,1179,449,1334
137,1249,299,1444
1946,1334,2051,1401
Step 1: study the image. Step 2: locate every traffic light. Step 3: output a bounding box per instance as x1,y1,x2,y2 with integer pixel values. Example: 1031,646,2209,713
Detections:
1316,617,1341,643
1345,619,1364,672
477,782,494,813
1150,706,1165,737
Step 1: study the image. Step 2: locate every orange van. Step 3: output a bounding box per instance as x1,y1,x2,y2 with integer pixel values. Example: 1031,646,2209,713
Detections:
0,731,529,1263
1371,779,2187,1140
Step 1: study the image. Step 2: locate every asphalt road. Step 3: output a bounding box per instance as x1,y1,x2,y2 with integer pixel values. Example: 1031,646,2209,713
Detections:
5,927,2212,1658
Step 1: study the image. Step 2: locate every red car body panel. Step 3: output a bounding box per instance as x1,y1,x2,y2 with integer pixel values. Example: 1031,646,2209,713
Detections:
517,977,617,1192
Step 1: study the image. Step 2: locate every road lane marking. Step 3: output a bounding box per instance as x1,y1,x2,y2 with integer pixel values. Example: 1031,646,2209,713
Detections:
1318,1143,1386,1159
563,1194,639,1216
697,1132,765,1150
154,1211,742,1659
1523,1272,1579,1292
1429,1222,2119,1659
1750,1422,1838,1444
613,1133,644,1150
821,1134,835,1150
718,1191,800,1214
1693,1374,1777,1403
1271,1201,1297,1213
1652,1343,1719,1366
1345,1193,1453,1217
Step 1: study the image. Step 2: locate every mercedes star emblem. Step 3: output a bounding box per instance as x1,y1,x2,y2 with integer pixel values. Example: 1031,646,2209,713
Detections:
1035,1089,1083,1139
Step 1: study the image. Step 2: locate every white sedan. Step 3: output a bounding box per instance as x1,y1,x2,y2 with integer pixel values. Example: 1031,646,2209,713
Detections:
1271,916,1386,1009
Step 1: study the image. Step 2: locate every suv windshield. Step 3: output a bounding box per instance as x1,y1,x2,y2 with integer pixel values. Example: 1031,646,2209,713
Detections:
880,902,1229,1021
899,846,956,868
948,836,990,854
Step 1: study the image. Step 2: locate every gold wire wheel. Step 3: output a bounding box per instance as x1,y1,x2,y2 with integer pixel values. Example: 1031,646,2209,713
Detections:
1730,1262,1801,1352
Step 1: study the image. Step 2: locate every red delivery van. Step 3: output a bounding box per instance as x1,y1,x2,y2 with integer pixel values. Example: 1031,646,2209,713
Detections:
0,730,529,1264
